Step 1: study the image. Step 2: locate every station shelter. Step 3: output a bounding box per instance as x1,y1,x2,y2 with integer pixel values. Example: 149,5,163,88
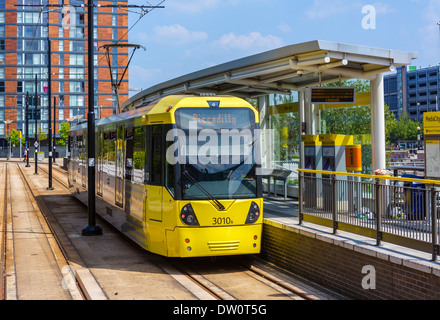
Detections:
122,40,418,192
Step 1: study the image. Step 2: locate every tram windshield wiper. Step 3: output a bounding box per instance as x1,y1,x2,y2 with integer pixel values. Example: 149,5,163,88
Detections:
182,170,226,211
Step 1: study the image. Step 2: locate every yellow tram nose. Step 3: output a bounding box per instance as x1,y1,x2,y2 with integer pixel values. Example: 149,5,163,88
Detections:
166,224,262,257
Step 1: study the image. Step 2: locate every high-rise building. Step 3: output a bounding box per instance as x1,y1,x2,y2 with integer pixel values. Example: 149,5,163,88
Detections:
0,0,129,144
385,66,440,122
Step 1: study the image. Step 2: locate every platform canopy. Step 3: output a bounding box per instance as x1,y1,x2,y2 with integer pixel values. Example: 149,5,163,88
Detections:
122,40,417,110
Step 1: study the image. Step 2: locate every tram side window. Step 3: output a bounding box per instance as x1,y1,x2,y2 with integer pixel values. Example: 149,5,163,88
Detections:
165,126,175,196
125,128,134,181
149,125,162,185
103,131,116,176
133,126,145,184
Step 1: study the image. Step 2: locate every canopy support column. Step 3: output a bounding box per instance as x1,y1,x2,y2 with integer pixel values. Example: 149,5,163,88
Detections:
370,73,386,172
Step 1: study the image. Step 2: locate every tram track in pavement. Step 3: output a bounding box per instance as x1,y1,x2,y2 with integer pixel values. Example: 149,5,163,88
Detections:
167,256,321,301
0,163,8,300
35,162,336,301
14,163,96,300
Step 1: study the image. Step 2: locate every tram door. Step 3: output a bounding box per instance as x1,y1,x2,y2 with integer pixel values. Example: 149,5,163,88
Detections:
146,125,163,222
115,125,125,208
97,129,103,196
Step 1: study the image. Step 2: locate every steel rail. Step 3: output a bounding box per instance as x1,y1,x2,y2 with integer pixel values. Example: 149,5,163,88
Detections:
0,164,8,300
16,164,90,300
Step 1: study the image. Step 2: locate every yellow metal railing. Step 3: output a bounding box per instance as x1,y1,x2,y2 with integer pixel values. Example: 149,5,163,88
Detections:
297,168,440,185
297,168,440,260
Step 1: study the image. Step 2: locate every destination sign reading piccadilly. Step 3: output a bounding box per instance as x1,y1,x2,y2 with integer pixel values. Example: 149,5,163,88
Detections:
424,111,440,135
306,87,356,104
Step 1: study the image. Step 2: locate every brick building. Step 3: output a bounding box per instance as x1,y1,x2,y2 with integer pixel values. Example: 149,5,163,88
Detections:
0,0,129,145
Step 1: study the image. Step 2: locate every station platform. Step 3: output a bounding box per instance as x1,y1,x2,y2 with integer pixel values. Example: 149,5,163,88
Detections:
261,195,440,299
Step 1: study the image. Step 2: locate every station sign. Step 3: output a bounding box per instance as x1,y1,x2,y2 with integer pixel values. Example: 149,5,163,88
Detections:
423,111,440,135
306,87,356,104
424,111,440,179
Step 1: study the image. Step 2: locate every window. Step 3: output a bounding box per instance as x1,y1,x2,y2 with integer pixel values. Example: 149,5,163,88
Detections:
69,68,84,79
149,126,163,185
69,81,84,93
25,25,40,37
69,40,85,52
58,108,64,121
0,81,5,93
69,54,85,65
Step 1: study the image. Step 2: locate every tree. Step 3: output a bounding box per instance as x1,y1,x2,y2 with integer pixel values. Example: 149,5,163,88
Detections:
6,129,24,147
388,112,420,143
57,121,70,146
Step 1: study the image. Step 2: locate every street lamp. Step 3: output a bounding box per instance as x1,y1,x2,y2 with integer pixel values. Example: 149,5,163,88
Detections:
3,120,12,160
417,126,421,150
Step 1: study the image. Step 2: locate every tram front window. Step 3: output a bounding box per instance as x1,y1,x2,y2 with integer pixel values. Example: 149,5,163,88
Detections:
174,107,258,200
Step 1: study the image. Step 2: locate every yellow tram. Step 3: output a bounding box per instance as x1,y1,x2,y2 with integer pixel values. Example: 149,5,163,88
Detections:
68,95,263,257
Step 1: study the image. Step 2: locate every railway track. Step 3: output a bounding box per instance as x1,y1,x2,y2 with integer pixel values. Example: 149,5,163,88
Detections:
166,256,321,301
14,163,87,300
0,163,8,300
31,162,333,301
0,162,99,300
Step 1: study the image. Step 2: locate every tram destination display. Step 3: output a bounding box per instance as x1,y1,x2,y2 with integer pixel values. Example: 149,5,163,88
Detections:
306,87,356,104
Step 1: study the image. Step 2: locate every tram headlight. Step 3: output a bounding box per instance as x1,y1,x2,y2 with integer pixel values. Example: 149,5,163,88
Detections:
180,203,200,226
245,202,260,224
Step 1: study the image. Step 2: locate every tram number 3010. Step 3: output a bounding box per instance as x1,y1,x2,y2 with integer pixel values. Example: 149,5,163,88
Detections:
212,217,234,225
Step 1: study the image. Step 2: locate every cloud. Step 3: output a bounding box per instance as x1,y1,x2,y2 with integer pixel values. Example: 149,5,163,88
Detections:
136,24,209,46
129,65,164,87
278,23,292,33
306,0,359,19
166,0,222,14
213,32,283,52
417,0,440,55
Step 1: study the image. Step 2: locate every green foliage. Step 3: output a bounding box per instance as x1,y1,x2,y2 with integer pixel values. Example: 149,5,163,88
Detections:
57,121,70,146
37,128,47,142
387,112,421,143
5,129,24,147
270,94,300,161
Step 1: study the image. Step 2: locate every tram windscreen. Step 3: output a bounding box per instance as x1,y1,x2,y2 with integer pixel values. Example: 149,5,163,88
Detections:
173,107,258,200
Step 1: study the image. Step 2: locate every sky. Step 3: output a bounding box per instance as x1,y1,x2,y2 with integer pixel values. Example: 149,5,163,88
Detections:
126,0,440,95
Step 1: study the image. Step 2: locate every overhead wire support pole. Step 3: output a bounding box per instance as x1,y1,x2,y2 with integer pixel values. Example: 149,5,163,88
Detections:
25,92,30,167
47,38,53,190
82,0,102,237
34,74,38,175
53,96,56,164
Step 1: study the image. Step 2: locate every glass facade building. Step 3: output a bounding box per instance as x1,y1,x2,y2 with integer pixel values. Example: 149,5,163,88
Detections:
385,66,440,122
0,0,129,141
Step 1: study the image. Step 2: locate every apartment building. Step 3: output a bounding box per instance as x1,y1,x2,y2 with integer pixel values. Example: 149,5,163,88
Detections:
0,0,129,144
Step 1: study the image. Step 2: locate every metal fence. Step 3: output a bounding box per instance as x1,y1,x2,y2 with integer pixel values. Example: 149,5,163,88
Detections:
298,169,440,261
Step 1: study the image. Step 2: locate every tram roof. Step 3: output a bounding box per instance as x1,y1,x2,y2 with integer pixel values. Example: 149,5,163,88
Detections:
122,40,417,110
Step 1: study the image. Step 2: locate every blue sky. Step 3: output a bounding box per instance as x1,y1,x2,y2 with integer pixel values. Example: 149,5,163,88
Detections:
126,0,440,94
